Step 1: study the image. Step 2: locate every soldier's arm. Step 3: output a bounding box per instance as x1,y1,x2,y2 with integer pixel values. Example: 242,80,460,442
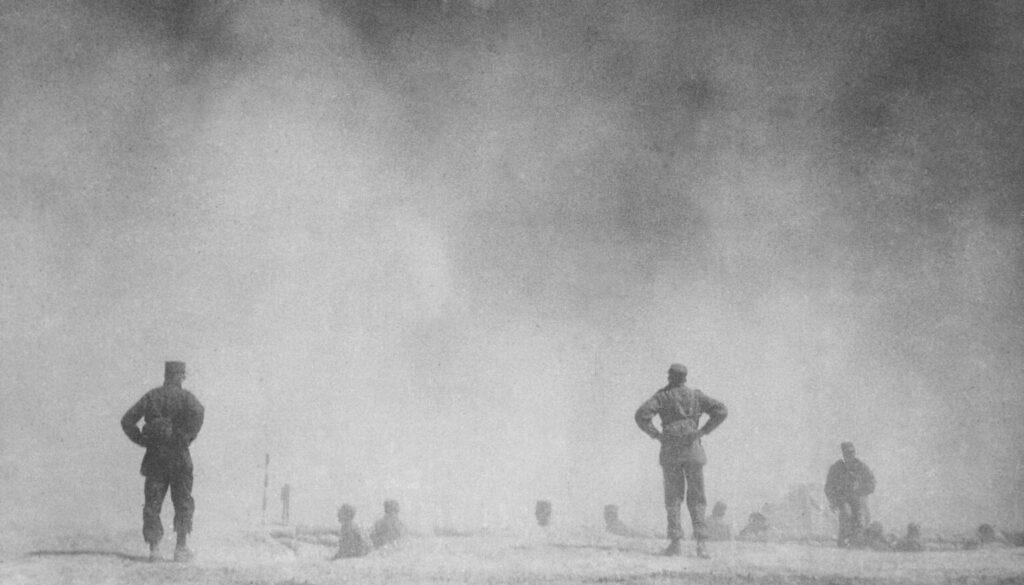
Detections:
860,463,876,496
824,464,840,507
634,394,662,439
181,393,205,444
120,396,147,447
698,393,727,436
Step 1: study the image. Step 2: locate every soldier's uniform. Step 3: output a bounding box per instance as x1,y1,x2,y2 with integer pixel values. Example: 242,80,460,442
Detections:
824,442,875,548
121,362,205,553
635,364,727,552
705,502,732,541
333,504,372,559
370,500,405,548
894,523,923,552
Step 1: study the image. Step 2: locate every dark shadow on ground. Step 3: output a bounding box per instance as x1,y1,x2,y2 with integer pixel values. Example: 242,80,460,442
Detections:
542,542,651,555
27,549,150,562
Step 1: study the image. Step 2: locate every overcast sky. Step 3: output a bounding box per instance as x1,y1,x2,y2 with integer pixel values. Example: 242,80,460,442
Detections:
2,0,1023,536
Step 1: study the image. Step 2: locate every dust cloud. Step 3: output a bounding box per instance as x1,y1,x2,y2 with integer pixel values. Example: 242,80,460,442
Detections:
2,0,1022,539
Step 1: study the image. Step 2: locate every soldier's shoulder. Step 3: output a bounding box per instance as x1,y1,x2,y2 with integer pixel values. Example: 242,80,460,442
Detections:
646,385,669,399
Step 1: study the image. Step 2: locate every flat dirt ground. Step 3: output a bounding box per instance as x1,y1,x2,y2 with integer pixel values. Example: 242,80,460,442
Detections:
4,527,1023,585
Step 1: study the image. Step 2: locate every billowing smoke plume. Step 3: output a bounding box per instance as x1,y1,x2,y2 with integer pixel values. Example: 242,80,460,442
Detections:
2,0,1022,538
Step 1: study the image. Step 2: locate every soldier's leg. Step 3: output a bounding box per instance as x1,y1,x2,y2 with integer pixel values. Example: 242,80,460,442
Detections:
170,468,195,539
849,497,868,542
683,464,708,542
662,464,686,541
143,475,170,545
837,501,853,547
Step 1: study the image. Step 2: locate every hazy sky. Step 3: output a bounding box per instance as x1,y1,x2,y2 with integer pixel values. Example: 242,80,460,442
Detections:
2,0,1023,537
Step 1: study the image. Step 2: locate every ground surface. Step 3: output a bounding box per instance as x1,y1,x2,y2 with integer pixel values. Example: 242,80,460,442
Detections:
3,527,1023,585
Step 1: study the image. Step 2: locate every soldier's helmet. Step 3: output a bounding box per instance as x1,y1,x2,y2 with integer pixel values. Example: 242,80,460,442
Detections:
384,499,400,515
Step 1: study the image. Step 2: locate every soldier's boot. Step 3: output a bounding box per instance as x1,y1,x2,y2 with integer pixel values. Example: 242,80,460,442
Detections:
661,539,682,556
174,534,194,563
695,540,710,559
148,543,162,562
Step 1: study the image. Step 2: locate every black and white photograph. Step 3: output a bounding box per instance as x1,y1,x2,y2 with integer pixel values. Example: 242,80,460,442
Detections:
2,1,1023,583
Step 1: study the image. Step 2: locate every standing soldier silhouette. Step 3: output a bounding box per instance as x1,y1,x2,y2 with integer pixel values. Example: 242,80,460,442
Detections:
825,441,875,548
636,363,727,558
121,361,205,562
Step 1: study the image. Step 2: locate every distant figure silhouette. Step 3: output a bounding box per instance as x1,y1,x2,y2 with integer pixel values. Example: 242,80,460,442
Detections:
737,512,772,541
706,501,732,541
894,523,923,552
860,521,894,551
535,500,552,527
333,504,371,559
370,499,406,548
603,504,637,536
825,442,875,548
966,523,1010,549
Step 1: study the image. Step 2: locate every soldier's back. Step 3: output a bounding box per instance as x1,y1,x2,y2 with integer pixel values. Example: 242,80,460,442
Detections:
335,525,371,558
371,516,405,548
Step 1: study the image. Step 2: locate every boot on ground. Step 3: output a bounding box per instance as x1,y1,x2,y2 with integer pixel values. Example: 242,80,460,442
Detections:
661,539,682,556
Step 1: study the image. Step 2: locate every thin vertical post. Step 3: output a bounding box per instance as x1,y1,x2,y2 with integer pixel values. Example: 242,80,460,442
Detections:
262,453,270,524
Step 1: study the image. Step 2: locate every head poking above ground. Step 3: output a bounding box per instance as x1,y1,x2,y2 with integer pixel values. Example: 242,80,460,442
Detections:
337,504,356,524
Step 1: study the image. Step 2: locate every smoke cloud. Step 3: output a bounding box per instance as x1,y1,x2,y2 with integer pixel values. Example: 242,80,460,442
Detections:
2,0,1022,538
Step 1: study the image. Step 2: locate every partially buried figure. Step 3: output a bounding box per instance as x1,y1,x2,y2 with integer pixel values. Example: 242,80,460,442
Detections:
121,361,205,563
737,512,772,541
535,500,553,528
635,363,728,558
860,521,894,551
603,504,636,537
370,499,406,548
894,523,923,552
825,442,875,548
965,523,1010,549
333,504,371,559
706,502,732,541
